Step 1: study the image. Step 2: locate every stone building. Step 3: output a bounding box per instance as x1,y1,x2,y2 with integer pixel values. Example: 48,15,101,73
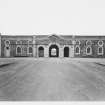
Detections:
0,34,105,58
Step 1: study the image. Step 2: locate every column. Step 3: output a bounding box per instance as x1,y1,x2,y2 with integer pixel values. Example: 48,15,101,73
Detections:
44,46,49,57
33,35,36,57
70,45,74,58
59,46,63,58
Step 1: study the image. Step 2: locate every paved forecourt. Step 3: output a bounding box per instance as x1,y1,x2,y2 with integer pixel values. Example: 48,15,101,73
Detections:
0,58,104,101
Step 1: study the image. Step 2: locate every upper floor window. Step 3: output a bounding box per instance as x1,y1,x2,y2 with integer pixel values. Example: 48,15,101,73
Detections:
98,47,103,55
76,40,80,45
22,40,28,44
17,40,22,44
98,40,103,46
5,40,10,45
86,40,92,45
75,46,80,54
29,41,33,44
86,47,92,55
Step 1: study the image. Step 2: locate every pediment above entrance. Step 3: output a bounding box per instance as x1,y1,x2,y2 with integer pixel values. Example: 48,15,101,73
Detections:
47,34,72,44
36,34,72,45
48,34,61,42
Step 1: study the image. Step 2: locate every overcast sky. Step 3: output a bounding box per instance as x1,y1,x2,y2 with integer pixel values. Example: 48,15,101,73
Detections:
0,0,105,35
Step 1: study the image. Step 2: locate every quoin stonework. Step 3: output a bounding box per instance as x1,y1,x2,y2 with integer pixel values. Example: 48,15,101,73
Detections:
0,34,105,58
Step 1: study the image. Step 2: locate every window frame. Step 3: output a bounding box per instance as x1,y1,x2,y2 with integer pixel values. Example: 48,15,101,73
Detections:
98,47,103,55
86,46,92,55
75,46,80,55
28,47,33,54
16,46,22,54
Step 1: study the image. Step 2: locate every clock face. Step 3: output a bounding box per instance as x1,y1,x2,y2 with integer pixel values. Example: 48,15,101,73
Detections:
51,48,57,56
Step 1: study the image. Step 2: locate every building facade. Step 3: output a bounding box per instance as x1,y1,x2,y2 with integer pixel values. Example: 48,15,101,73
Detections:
0,34,105,58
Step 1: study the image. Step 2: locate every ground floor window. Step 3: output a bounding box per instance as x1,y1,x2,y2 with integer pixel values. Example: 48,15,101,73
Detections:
38,46,44,57
29,47,33,54
75,46,80,54
22,47,27,56
98,47,103,55
17,47,21,54
86,47,92,55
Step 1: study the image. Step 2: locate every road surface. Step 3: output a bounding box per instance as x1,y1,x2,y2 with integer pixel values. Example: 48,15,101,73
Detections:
0,58,105,101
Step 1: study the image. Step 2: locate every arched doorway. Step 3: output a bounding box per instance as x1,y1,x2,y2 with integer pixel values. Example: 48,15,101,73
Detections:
38,46,44,57
64,47,69,57
49,44,59,57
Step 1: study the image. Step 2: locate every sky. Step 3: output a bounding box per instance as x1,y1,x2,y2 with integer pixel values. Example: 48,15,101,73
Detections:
0,0,105,35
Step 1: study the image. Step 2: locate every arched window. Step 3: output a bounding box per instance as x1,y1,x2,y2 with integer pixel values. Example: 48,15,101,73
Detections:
17,47,21,54
98,47,103,55
38,46,44,57
75,46,80,54
86,47,92,55
29,47,33,53
23,47,27,54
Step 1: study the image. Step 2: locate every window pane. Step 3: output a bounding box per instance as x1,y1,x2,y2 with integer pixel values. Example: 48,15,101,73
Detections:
76,47,79,53
99,47,102,53
87,47,90,53
17,47,21,53
29,47,32,53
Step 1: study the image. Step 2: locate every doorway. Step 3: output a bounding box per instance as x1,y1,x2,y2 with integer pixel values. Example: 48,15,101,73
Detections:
64,47,69,57
38,46,44,57
49,44,59,57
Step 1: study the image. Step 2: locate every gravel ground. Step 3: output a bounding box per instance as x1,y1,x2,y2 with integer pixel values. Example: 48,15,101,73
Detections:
0,58,105,101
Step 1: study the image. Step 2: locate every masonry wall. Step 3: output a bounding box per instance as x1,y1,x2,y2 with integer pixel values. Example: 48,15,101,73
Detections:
74,39,105,58
1,35,105,58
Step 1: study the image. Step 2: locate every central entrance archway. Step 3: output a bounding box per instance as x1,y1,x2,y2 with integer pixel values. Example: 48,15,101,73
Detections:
49,44,59,57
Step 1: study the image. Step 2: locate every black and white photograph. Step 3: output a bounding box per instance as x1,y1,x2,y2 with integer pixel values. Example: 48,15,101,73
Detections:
0,0,105,104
